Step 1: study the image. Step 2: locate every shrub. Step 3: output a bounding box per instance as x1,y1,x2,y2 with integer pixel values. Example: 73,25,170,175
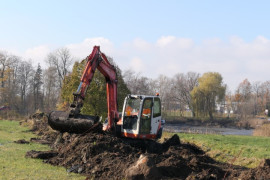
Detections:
253,123,270,137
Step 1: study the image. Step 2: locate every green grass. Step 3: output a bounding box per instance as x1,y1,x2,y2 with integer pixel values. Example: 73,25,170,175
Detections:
163,131,270,168
0,120,85,180
2,120,269,179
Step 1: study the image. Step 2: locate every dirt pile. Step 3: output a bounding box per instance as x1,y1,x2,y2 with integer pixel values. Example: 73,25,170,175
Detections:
229,159,270,180
27,112,59,143
37,132,232,179
26,113,270,180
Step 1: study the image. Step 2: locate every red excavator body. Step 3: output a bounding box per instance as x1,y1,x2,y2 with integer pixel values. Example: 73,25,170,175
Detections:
48,46,163,140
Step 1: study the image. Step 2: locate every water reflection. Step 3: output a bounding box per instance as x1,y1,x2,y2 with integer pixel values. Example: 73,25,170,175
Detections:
164,124,254,136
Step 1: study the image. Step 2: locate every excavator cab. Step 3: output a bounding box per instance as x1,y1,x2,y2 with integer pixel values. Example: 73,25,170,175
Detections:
121,95,163,139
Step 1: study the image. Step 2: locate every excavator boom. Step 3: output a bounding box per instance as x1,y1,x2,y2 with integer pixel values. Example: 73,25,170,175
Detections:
70,46,119,130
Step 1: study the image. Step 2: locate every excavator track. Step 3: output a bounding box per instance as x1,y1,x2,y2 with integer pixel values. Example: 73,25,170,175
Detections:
48,111,100,134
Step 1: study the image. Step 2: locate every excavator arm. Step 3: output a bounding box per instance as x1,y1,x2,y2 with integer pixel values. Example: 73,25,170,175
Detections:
69,46,119,131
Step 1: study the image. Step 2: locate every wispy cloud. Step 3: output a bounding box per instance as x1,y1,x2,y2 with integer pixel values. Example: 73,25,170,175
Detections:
24,45,51,66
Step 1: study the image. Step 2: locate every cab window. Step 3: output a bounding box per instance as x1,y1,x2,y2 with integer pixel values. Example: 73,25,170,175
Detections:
153,98,161,117
140,98,152,134
123,98,141,130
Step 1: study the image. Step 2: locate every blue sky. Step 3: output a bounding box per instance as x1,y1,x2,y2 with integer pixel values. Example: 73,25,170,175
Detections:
1,0,270,90
1,1,269,46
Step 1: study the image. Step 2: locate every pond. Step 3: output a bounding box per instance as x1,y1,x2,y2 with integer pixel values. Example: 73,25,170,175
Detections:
164,124,254,136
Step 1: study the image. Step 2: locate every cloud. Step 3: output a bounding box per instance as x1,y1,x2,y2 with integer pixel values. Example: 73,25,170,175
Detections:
156,36,176,47
118,35,270,91
0,45,51,68
132,38,151,51
24,45,51,67
11,35,270,91
130,57,144,72
66,37,114,60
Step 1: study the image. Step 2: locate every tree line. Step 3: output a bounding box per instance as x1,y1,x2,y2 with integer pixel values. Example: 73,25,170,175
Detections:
1,48,270,120
0,48,71,116
123,70,270,120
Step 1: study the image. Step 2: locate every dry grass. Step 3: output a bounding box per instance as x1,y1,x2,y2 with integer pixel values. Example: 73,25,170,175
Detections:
253,123,270,137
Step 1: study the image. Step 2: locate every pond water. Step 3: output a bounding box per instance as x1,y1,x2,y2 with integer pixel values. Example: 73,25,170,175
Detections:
164,124,254,136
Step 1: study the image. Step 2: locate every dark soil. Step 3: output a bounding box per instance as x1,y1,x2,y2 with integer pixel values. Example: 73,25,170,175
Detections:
30,137,51,145
25,150,58,159
14,139,30,144
26,113,270,180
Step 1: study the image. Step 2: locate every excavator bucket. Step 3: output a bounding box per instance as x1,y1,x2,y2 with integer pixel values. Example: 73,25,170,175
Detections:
48,111,101,134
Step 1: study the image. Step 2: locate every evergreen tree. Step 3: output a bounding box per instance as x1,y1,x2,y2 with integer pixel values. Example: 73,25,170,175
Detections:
33,64,43,111
61,58,130,119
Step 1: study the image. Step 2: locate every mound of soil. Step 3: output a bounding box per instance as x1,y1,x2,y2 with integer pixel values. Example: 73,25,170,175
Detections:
229,159,270,180
44,132,229,179
26,113,270,180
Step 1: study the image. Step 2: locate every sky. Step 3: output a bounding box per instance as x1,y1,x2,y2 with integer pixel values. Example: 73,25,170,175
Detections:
1,0,270,91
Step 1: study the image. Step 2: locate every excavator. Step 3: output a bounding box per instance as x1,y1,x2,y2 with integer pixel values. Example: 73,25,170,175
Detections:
48,46,163,139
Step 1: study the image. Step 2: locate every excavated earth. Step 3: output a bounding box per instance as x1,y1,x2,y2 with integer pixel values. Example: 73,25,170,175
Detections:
24,113,270,180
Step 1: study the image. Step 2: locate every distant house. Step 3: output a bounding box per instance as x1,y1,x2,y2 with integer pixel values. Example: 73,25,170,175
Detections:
216,101,237,114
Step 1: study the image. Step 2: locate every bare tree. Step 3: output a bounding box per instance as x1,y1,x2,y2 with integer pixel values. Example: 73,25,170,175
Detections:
17,60,34,114
235,79,253,119
252,81,262,116
46,48,73,88
123,69,152,95
0,50,60,115
5,56,21,110
0,51,18,88
237,79,252,100
171,72,199,116
0,51,21,108
43,66,59,112
256,81,270,115
153,75,173,111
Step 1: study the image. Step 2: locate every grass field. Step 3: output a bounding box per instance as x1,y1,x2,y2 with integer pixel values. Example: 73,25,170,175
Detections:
1,120,270,179
163,131,270,168
0,120,85,180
